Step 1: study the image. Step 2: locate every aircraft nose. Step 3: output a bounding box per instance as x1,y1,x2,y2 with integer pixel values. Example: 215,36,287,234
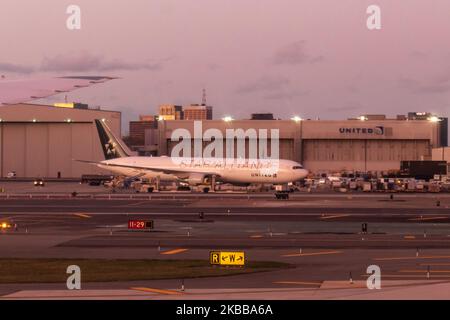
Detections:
292,169,309,181
295,169,308,180
301,169,309,178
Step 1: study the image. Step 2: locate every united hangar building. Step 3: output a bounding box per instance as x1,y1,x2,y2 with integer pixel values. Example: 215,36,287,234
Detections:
0,103,447,178
150,113,448,174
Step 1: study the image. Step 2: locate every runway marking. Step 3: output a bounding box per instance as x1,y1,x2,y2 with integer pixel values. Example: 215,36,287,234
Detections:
409,216,448,221
74,213,91,219
320,214,350,220
274,281,322,286
404,235,416,239
374,255,450,261
1,291,172,299
361,274,450,278
250,235,263,239
5,209,450,218
125,201,151,207
398,269,450,273
130,287,183,295
160,248,188,255
282,250,342,257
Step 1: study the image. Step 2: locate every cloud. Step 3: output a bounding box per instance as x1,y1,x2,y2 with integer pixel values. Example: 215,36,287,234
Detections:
432,71,450,85
0,52,164,74
327,101,364,112
272,41,324,66
236,75,308,101
264,90,309,100
399,74,450,94
236,75,290,94
409,51,428,60
346,85,359,93
0,62,35,74
40,52,163,72
207,63,221,71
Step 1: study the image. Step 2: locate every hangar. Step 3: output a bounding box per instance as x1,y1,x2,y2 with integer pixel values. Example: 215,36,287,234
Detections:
150,113,448,174
0,104,446,178
0,103,122,178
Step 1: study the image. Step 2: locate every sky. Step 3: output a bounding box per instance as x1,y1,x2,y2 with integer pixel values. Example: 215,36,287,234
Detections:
0,0,450,134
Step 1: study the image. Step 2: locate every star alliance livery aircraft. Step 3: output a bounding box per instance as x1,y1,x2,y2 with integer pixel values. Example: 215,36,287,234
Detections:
82,119,309,187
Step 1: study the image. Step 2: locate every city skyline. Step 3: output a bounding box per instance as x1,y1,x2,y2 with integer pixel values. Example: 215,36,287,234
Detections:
0,0,449,131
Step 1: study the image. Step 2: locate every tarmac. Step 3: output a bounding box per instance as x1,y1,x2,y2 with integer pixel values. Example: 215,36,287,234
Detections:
2,181,450,299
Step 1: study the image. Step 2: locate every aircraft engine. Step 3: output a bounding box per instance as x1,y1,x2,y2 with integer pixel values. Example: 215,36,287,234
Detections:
186,173,206,185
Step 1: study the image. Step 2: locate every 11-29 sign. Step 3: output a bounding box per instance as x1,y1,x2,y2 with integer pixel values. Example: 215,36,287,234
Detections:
128,219,154,230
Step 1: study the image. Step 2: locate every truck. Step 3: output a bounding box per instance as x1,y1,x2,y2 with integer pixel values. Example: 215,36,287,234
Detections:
131,181,156,193
274,184,290,200
81,174,114,186
400,161,447,180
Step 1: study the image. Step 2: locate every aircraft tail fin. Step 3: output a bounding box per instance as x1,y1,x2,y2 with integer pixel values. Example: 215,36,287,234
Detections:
95,119,129,160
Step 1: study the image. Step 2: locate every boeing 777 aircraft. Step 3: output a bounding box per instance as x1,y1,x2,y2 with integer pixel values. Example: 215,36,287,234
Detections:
82,119,309,188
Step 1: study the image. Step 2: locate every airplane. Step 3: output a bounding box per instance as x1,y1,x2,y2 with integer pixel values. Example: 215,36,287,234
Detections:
78,119,309,191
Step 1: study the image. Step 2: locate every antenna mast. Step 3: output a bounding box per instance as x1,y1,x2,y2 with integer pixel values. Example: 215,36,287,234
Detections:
202,88,207,106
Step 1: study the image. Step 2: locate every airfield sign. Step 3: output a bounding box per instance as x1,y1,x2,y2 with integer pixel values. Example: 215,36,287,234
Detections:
210,251,245,266
128,219,154,230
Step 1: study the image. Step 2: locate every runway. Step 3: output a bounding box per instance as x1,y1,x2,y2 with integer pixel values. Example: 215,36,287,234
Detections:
5,280,450,300
1,192,450,217
2,190,450,299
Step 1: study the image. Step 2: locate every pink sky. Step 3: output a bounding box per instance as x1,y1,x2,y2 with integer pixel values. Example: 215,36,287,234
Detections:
1,0,449,132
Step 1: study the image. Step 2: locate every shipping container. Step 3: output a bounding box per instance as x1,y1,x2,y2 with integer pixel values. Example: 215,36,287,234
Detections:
400,161,447,180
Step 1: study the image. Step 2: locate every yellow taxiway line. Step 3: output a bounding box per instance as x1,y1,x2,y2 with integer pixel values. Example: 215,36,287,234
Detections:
320,214,350,220
408,216,448,221
74,213,91,219
130,287,183,295
274,281,322,286
160,248,188,255
374,255,450,261
282,250,342,258
398,270,450,273
362,274,450,278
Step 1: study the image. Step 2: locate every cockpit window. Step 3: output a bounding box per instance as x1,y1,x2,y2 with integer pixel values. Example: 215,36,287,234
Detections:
292,166,303,169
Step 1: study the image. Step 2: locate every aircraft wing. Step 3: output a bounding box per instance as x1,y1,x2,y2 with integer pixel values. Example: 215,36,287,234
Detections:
75,159,221,177
0,76,115,105
124,172,147,181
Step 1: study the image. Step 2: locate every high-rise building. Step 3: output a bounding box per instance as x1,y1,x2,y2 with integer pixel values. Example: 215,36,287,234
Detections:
251,113,274,120
158,104,183,120
183,104,213,120
129,116,157,146
139,115,155,122
407,112,432,120
407,112,448,147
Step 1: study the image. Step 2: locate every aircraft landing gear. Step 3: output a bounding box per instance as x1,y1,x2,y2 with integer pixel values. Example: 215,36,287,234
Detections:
210,175,216,193
275,192,289,200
